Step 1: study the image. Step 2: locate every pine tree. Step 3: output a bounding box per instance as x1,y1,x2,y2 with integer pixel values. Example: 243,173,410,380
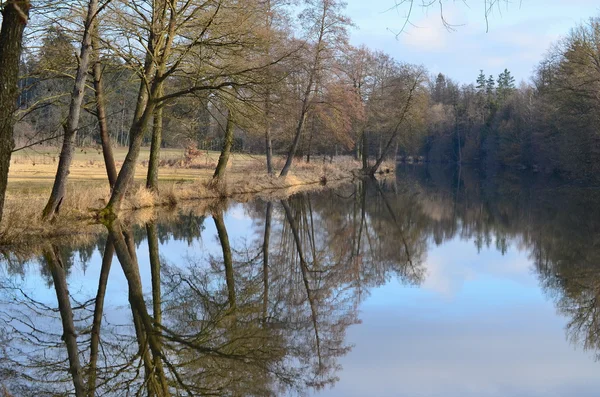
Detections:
433,73,446,103
486,74,495,96
497,68,515,101
476,70,486,91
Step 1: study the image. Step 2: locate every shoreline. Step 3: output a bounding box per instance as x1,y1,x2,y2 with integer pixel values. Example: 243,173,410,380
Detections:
0,158,393,246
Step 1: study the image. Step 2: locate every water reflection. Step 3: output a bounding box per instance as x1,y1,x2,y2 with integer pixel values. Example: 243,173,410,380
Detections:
1,168,600,395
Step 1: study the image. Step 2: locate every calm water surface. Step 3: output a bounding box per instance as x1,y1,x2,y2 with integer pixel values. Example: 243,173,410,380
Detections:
1,166,600,396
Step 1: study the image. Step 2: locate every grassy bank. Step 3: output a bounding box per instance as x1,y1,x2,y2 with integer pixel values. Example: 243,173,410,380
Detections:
2,147,390,245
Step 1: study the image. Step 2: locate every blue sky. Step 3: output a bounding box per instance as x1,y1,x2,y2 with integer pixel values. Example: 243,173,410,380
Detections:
344,0,600,84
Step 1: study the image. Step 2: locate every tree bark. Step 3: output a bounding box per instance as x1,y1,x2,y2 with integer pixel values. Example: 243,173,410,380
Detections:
213,211,236,309
212,110,235,181
265,93,274,174
0,0,30,225
100,0,177,218
361,130,368,170
146,222,164,379
262,202,272,322
87,236,114,397
279,82,312,177
91,25,118,189
44,246,86,397
306,116,315,164
264,0,274,175
281,199,322,367
147,98,164,192
42,0,99,220
108,221,170,396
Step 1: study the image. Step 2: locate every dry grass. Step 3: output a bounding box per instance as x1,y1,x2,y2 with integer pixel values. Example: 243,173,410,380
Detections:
1,149,392,245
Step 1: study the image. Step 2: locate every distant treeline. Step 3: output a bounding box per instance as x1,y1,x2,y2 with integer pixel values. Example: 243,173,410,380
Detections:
416,18,600,182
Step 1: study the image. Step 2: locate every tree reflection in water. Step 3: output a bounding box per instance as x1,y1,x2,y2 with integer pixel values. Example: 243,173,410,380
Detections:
1,171,600,395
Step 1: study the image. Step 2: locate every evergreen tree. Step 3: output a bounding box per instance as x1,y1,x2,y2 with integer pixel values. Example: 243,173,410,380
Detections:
486,74,495,96
476,70,486,91
497,68,515,101
433,73,447,103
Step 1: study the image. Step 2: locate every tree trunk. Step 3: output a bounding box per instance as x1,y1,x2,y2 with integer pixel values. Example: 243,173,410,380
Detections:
146,99,163,192
306,118,314,164
102,98,156,218
42,0,99,220
369,73,421,175
361,130,368,170
45,246,86,397
147,222,162,324
212,110,235,181
100,0,177,219
146,222,164,378
91,27,117,189
264,87,274,175
262,202,272,323
87,236,114,397
213,211,236,309
281,199,322,367
108,221,170,396
0,0,30,226
279,84,311,177
264,0,274,175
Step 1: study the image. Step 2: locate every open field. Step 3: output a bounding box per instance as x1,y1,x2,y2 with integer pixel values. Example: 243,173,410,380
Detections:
1,146,374,245
8,146,267,193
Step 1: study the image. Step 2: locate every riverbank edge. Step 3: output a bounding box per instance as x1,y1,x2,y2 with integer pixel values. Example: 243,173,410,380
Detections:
0,163,393,248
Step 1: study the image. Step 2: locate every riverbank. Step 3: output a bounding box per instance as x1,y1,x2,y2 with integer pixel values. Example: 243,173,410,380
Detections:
1,149,393,246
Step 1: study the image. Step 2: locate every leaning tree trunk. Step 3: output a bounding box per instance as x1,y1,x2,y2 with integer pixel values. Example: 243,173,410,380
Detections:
369,73,421,176
0,0,30,226
108,221,170,396
213,211,236,309
279,81,312,177
146,98,163,192
87,236,113,397
100,0,177,219
212,110,235,181
42,0,99,220
91,24,117,189
45,246,86,397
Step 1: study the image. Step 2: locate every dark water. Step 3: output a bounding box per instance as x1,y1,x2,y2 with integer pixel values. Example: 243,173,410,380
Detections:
2,166,600,396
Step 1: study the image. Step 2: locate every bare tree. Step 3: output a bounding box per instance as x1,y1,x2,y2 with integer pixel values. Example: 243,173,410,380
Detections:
42,0,104,220
279,0,351,177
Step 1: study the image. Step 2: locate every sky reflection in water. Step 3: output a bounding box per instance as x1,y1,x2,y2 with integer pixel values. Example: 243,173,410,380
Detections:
1,168,600,396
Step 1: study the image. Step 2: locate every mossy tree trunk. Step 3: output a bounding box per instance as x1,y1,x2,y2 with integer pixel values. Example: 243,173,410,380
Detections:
0,0,30,225
146,99,163,192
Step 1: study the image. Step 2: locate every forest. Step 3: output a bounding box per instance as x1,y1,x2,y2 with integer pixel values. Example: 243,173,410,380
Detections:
1,0,600,226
